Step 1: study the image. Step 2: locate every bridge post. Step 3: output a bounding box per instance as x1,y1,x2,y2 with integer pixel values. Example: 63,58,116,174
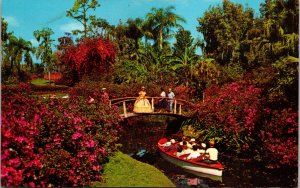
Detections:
123,101,127,117
151,97,154,112
109,100,111,108
179,104,182,115
174,100,177,114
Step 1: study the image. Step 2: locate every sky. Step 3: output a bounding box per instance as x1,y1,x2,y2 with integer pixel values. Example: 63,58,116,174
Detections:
2,0,264,51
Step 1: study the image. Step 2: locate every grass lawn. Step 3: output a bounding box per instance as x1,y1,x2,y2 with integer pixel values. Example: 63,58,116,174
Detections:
93,151,175,187
31,78,54,86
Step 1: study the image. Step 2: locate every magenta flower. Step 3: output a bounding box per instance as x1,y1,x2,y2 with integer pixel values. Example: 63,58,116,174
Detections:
72,132,83,140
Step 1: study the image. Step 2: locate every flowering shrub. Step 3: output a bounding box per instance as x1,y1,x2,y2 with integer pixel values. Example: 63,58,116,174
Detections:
190,81,298,167
173,85,195,101
260,108,298,168
43,72,62,82
1,83,122,186
192,82,263,153
59,37,116,83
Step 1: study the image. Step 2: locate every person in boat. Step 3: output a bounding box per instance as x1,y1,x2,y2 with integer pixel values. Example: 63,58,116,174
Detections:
176,146,186,157
182,141,193,154
185,137,195,149
164,139,179,152
203,140,218,164
189,138,197,148
198,143,207,155
186,145,201,160
159,138,175,147
179,136,187,146
133,86,153,113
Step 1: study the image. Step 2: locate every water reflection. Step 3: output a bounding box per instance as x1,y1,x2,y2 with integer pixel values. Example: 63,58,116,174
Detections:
119,116,297,187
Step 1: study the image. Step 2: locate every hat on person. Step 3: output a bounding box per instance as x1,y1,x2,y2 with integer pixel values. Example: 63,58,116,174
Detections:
190,138,196,142
102,88,106,90
201,143,206,148
170,139,176,144
141,86,145,89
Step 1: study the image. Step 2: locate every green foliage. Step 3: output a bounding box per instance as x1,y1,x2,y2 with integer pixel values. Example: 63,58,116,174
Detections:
113,60,149,84
92,152,175,187
173,29,194,57
268,56,298,108
2,29,35,83
221,62,245,82
66,0,100,39
145,6,186,50
168,47,199,87
34,28,54,68
197,0,254,65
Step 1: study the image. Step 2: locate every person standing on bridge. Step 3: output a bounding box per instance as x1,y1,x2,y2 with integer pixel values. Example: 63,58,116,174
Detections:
167,88,175,113
158,87,168,112
133,86,153,113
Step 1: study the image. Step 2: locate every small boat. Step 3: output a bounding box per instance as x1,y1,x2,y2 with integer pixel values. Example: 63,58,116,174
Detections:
158,138,224,177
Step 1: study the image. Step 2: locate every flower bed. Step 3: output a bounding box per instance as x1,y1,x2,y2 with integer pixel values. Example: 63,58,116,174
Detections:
1,83,122,187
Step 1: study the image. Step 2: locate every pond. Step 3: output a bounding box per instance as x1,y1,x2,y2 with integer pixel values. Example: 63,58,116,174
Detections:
119,116,297,187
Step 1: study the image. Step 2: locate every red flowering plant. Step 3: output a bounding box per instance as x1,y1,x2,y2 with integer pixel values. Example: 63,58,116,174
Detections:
173,85,195,101
1,83,122,187
59,37,116,83
259,108,298,168
190,82,263,154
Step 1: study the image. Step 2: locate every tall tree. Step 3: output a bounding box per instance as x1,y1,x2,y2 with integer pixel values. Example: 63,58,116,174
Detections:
3,35,35,80
197,0,254,65
145,6,186,50
34,28,54,68
173,29,195,57
88,16,113,38
67,0,100,39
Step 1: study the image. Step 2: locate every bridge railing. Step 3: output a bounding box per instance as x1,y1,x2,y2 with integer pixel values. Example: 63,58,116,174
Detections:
110,97,194,118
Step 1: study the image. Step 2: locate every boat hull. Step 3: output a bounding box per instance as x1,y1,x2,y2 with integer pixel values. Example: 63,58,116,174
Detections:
158,138,223,177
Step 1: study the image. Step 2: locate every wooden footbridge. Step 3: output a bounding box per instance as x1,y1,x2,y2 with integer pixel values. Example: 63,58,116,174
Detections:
109,97,194,118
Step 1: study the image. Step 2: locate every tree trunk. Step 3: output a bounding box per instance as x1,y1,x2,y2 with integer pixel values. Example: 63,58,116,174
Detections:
159,27,163,50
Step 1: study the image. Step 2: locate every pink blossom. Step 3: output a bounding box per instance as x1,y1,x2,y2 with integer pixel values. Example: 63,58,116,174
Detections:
72,132,82,140
85,140,95,148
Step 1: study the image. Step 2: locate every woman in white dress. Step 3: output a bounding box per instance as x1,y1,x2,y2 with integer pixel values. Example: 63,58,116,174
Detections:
133,86,153,113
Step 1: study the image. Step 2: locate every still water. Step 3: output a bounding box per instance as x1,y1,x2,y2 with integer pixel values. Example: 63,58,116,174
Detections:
119,116,297,187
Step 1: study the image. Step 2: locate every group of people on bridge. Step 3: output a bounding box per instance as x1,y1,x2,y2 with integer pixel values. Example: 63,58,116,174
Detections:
133,86,175,113
159,136,219,164
87,86,176,114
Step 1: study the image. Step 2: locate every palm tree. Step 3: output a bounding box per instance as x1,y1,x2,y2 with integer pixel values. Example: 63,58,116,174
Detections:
145,6,186,50
3,36,35,78
126,18,144,50
34,28,54,68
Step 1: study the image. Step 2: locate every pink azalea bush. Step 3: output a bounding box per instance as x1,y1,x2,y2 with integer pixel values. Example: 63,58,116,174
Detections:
1,83,122,187
193,82,263,153
192,81,298,167
260,108,298,168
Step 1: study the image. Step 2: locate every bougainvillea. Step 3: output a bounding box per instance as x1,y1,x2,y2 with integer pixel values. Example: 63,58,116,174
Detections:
1,83,122,187
192,82,263,153
43,72,62,82
260,108,298,168
59,37,116,82
190,81,298,168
